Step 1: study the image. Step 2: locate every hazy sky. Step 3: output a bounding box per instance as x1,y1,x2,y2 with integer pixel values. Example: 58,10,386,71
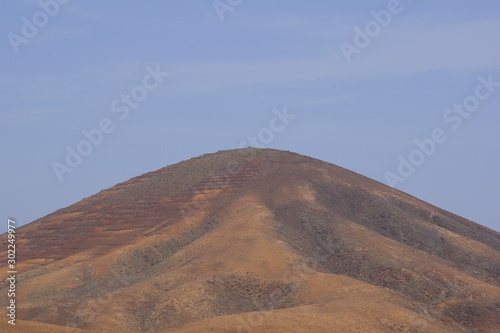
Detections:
1,0,499,234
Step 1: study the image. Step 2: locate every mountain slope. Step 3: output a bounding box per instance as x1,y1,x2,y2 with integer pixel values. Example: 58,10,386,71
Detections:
1,148,499,332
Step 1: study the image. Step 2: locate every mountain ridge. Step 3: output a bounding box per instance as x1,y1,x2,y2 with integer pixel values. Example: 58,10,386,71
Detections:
1,148,499,332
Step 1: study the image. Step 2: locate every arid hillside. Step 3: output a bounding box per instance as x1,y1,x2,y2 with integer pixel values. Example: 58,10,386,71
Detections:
1,148,499,332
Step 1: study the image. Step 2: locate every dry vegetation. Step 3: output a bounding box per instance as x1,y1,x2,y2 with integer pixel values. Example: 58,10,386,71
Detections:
1,148,499,332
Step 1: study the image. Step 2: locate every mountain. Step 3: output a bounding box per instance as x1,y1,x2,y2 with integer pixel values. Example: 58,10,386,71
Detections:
1,148,499,332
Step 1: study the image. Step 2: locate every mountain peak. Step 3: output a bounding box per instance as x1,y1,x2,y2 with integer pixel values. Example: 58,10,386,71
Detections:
1,149,499,332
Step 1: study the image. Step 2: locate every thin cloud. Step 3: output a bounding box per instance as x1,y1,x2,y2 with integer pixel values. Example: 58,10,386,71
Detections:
158,19,500,93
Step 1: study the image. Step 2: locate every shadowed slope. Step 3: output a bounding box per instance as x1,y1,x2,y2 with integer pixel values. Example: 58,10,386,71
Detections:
1,148,499,332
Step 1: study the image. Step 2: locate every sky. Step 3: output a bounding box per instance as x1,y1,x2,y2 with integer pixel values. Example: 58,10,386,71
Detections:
1,0,499,234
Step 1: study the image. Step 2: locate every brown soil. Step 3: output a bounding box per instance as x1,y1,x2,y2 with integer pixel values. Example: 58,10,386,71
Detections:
1,148,499,332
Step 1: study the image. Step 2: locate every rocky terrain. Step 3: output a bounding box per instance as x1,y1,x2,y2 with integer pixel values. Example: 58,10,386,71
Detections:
1,148,499,332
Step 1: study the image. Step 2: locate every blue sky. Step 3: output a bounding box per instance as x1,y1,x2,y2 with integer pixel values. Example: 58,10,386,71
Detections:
1,0,499,233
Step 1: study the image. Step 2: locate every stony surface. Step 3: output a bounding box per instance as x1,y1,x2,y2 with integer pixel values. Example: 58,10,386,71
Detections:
1,148,499,332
